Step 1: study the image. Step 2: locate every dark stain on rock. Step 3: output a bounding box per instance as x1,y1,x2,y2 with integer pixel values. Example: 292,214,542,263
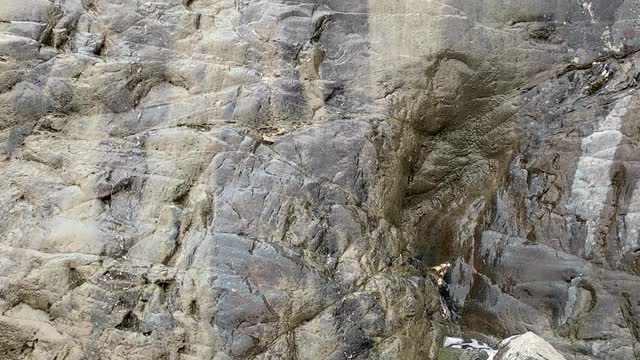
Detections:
67,267,85,290
116,311,142,332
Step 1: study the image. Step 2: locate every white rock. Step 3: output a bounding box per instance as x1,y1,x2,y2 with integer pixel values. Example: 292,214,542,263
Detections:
495,332,565,360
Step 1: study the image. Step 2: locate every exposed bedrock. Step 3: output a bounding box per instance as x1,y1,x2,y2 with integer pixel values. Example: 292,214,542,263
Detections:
0,0,639,359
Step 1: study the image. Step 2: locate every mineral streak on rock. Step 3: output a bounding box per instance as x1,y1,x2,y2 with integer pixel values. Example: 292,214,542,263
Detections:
1,0,640,359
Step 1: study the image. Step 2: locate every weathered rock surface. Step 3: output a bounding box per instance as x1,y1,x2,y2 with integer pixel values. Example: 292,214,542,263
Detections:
438,348,489,360
1,0,640,359
495,332,565,360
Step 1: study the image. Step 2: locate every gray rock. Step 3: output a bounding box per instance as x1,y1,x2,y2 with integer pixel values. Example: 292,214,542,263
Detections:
439,348,489,360
0,0,639,359
495,332,565,360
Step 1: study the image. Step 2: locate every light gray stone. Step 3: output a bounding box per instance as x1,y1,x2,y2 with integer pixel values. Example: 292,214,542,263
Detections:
495,332,566,360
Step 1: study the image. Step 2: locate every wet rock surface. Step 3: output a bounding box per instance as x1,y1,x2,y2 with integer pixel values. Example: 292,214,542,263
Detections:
0,0,640,359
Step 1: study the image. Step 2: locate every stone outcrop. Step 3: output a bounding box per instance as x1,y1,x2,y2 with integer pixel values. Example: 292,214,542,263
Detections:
1,0,640,359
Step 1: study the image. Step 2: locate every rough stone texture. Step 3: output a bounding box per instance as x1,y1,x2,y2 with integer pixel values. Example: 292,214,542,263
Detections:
494,332,565,360
438,348,489,360
0,0,640,359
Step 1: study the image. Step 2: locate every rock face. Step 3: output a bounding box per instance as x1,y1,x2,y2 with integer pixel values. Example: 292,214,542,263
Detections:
1,0,640,359
495,333,565,360
438,348,489,360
